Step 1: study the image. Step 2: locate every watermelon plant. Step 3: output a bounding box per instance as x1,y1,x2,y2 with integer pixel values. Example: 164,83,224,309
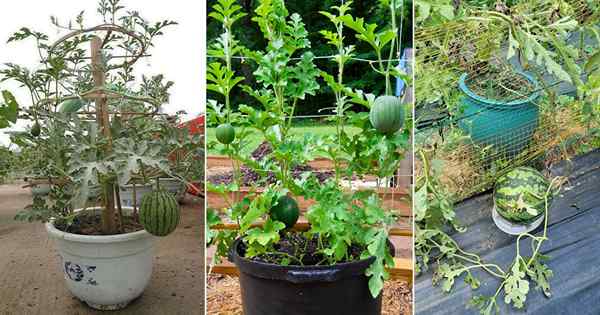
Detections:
207,0,410,308
2,0,199,309
416,149,565,314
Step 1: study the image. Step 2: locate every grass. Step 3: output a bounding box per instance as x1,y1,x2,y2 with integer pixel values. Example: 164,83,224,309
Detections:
207,121,361,155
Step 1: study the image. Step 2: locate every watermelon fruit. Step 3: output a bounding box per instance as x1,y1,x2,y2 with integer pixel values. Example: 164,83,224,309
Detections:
139,190,180,236
270,195,299,229
493,167,551,223
58,99,85,113
216,123,235,144
369,95,404,134
30,121,41,137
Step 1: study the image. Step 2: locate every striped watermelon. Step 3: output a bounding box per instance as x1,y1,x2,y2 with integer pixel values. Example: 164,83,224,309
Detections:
369,95,404,134
139,190,180,236
493,167,551,223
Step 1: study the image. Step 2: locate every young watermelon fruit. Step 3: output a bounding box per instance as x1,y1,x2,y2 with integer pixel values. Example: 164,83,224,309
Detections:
270,195,299,229
30,121,41,137
369,95,404,134
58,98,85,113
139,190,181,236
493,167,551,223
216,123,235,144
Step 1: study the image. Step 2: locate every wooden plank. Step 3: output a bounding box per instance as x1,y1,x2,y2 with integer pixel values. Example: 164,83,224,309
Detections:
212,219,413,237
208,155,341,170
209,259,412,280
208,258,412,283
207,187,411,216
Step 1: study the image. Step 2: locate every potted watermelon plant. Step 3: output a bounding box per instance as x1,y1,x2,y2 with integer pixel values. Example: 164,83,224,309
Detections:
207,0,410,314
5,1,192,310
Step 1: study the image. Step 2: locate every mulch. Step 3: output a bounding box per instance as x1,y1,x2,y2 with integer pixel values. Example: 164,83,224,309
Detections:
206,274,412,315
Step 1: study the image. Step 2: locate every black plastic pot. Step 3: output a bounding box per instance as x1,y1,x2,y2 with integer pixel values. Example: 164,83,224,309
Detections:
229,237,392,315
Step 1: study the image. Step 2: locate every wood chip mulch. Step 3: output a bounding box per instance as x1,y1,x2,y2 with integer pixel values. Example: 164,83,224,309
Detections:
207,274,412,315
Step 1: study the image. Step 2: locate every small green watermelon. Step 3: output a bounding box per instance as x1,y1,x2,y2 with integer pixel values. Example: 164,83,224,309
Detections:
139,190,181,236
30,121,41,137
270,195,300,229
369,95,404,134
58,99,85,113
216,123,235,144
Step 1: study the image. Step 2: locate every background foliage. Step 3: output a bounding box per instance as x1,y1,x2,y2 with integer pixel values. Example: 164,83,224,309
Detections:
207,0,413,119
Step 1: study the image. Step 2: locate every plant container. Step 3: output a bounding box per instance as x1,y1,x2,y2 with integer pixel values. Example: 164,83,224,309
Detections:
158,178,184,196
492,203,544,235
46,207,156,310
229,237,391,315
118,183,154,208
457,72,540,158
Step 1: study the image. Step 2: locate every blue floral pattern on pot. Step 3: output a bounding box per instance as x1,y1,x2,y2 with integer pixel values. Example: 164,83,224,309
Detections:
64,261,98,286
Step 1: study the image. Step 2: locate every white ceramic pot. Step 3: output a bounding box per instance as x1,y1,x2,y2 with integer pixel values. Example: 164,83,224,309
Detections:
46,207,156,310
118,184,154,208
158,178,184,196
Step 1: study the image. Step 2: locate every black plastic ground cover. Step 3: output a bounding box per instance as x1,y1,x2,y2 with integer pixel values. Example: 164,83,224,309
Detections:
416,149,600,315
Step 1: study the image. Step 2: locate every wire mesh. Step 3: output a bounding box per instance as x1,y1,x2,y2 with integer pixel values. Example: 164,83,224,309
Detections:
415,1,593,201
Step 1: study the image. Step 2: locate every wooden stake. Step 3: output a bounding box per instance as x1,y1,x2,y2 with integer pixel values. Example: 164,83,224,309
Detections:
91,36,117,235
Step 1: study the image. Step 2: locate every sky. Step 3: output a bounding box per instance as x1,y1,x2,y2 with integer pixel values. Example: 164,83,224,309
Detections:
0,0,206,146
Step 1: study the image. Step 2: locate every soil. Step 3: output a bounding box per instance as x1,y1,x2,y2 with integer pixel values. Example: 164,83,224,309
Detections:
54,212,143,235
208,164,335,186
240,232,366,266
466,68,534,102
207,274,412,315
0,183,205,315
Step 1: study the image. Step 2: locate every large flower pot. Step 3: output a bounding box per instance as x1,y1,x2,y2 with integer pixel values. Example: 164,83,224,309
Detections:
46,207,156,310
119,183,154,208
229,238,388,315
457,72,540,159
158,178,184,196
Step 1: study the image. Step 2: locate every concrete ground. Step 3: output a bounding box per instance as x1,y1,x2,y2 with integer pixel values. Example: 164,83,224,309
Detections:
0,184,205,315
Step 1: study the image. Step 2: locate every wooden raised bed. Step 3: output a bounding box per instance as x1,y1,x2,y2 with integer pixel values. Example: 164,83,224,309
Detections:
208,155,340,170
207,186,411,217
208,257,413,284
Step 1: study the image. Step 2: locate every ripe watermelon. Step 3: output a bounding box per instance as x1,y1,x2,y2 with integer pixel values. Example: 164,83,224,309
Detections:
139,190,180,236
270,195,299,229
58,99,85,113
369,95,404,134
493,167,551,223
216,123,235,144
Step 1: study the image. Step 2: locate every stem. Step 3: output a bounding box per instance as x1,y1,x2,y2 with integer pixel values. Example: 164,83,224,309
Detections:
385,0,398,95
91,36,117,235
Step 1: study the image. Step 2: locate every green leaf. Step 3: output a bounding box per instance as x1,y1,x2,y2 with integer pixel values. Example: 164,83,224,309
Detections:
245,218,285,247
585,51,600,74
503,261,530,308
526,255,553,298
1,90,19,124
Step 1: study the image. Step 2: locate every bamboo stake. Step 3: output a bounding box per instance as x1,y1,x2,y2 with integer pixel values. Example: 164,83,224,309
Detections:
91,36,117,235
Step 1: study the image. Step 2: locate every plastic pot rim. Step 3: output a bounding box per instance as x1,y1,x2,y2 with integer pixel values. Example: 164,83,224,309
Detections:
459,71,540,109
229,237,394,284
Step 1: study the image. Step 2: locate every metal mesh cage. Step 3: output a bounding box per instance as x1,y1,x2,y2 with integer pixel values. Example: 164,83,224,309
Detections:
415,0,594,200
